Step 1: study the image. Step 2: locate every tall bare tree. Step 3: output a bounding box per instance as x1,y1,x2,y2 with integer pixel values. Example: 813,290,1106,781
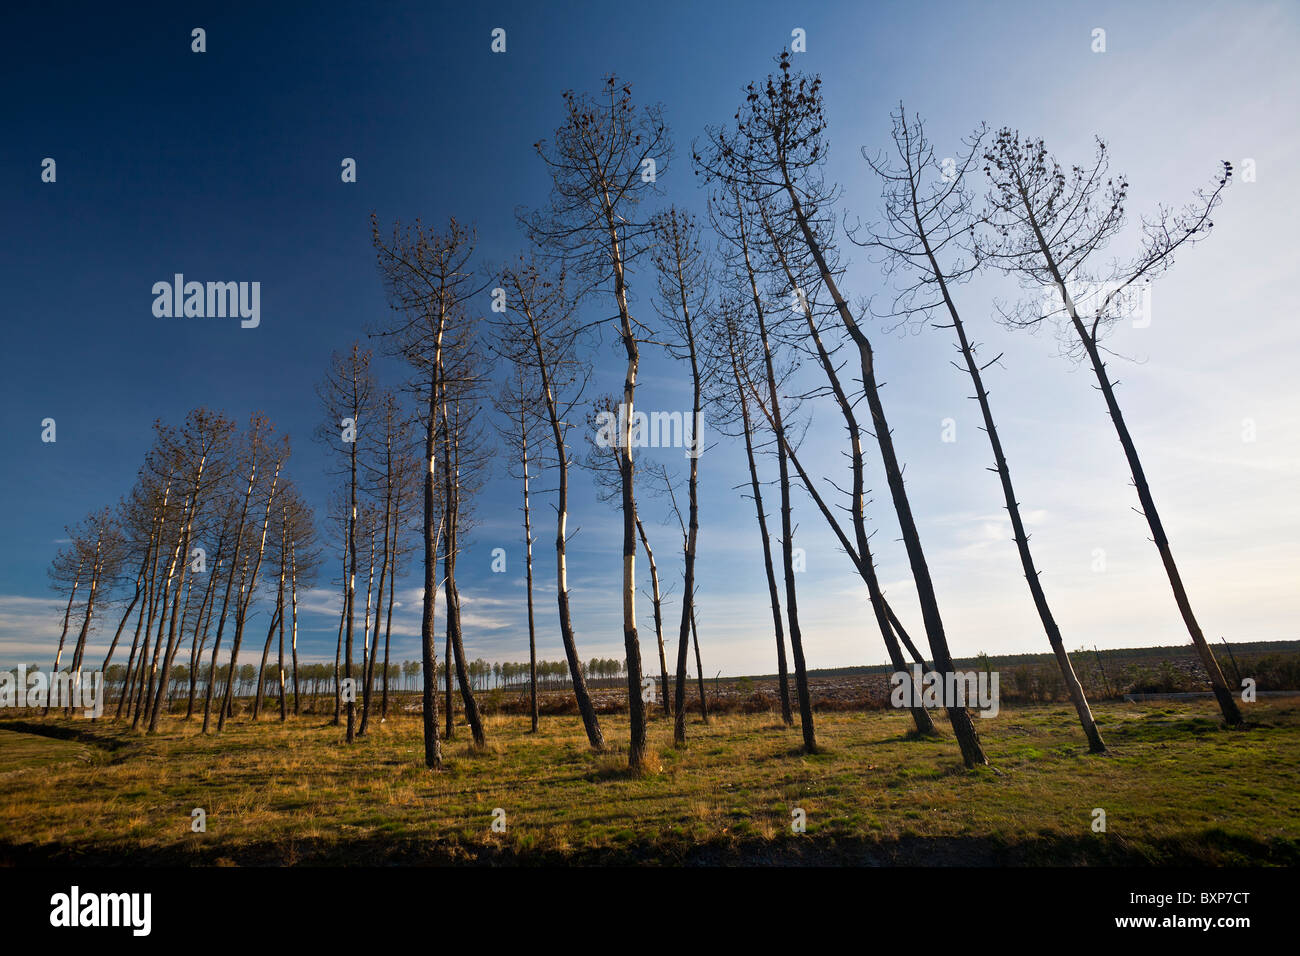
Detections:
527,77,672,769
372,215,486,769
491,361,546,733
499,257,606,749
980,131,1240,726
146,409,233,732
857,108,1105,751
215,418,287,733
649,207,712,746
697,53,985,763
317,344,375,742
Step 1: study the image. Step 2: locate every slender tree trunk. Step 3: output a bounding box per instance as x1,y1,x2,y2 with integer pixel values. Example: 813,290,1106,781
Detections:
380,503,397,720
360,522,380,735
443,401,485,748
68,544,104,714
1013,182,1243,727
343,395,360,743
607,216,648,769
278,561,288,722
253,602,282,719
290,538,301,716
116,567,150,720
203,464,255,735
333,517,345,726
45,560,83,716
218,457,282,733
522,414,540,733
1084,329,1241,724
635,515,671,719
673,314,703,747
690,608,708,723
98,555,145,722
185,548,220,719
725,330,793,725
785,185,980,763
525,310,604,750
444,623,454,739
419,370,443,770
931,249,1105,750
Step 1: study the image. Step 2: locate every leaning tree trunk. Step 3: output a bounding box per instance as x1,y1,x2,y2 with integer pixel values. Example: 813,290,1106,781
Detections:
203,464,255,735
252,602,282,719
444,627,454,740
278,567,288,722
607,217,648,769
290,539,301,716
218,458,281,733
725,328,793,725
526,311,604,750
747,252,817,751
1019,189,1243,728
635,515,672,719
786,186,983,765
672,312,704,747
380,526,396,720
1082,326,1241,725
68,542,105,714
935,256,1105,751
45,560,83,716
690,608,708,724
333,526,345,726
443,406,485,748
360,523,380,735
522,415,540,733
419,371,443,770
185,550,220,719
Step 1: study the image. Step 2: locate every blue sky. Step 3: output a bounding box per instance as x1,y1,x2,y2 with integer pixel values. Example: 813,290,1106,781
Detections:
2,0,1297,675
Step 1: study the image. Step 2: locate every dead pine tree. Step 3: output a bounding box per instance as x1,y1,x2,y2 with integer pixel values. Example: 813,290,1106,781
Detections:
44,539,86,715
526,76,672,770
379,441,418,722
497,256,607,749
253,482,308,721
115,473,170,720
749,190,938,740
316,344,374,743
201,415,273,734
146,409,234,733
490,360,546,733
372,215,487,770
358,390,404,735
182,512,225,719
98,501,153,721
697,53,985,763
707,299,793,725
216,426,287,733
648,207,712,747
980,130,1241,726
284,491,319,717
64,509,126,717
647,461,713,733
437,332,492,749
856,107,1105,752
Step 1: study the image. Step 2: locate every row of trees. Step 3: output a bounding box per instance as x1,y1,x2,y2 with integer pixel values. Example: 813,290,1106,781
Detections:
11,656,628,708
43,52,1243,773
45,411,320,732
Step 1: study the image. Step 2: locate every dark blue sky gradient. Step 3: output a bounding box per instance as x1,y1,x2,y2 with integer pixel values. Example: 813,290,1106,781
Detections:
4,1,1297,672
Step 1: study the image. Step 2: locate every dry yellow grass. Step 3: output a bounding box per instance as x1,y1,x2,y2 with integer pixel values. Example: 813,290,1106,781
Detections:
1,697,1298,865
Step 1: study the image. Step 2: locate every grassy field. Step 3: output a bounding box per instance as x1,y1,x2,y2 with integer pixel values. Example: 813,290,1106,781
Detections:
2,696,1297,866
